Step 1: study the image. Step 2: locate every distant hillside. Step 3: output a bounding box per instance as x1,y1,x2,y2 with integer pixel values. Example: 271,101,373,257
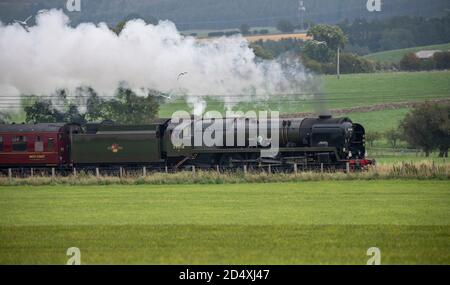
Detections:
1,0,449,29
364,43,450,63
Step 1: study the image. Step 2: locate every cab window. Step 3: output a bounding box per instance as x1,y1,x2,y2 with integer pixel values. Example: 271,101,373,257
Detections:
12,135,27,152
0,136,3,151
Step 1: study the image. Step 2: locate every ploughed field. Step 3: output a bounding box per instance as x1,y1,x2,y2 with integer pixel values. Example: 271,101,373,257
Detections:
0,180,449,264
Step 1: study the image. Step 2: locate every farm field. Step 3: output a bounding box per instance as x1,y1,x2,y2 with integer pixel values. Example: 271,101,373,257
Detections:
158,71,450,117
0,180,449,264
364,43,450,64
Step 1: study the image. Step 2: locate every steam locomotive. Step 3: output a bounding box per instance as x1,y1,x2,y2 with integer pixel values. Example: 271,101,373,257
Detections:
0,115,373,171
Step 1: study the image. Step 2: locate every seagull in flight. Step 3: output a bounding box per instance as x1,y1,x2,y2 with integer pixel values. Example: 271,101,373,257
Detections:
177,72,188,81
14,15,32,32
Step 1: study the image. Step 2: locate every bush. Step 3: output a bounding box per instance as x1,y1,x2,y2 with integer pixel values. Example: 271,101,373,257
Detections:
400,103,450,157
433,51,450,70
400,53,421,71
339,53,375,74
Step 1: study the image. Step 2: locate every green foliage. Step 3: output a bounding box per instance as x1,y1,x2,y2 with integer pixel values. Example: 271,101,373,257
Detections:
339,53,375,74
307,24,347,50
384,128,403,149
303,40,333,63
400,103,450,157
103,87,160,124
23,87,160,125
250,44,274,60
400,53,421,71
276,19,295,33
365,131,382,147
433,51,450,70
340,14,450,54
0,112,11,124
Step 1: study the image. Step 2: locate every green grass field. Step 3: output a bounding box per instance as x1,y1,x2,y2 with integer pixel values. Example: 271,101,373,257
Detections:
1,180,449,264
158,71,450,117
364,43,450,64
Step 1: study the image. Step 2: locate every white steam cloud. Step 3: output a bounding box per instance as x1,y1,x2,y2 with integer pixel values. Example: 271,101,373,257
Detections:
0,9,312,114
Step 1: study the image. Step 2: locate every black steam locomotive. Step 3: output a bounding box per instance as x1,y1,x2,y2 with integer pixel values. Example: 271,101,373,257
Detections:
0,115,373,171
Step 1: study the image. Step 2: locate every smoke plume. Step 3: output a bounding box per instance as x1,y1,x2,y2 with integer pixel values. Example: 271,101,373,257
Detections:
0,9,313,114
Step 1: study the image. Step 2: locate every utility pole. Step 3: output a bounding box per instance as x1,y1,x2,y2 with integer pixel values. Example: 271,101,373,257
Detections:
298,0,306,31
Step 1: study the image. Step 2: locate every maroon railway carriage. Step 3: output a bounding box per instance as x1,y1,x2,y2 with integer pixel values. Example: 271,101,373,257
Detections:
0,123,81,168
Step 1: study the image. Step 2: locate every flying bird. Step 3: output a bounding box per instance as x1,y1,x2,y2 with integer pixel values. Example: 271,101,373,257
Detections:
14,15,32,32
177,72,188,81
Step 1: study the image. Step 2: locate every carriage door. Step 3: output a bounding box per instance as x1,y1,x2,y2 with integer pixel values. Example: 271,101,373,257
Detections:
34,136,44,152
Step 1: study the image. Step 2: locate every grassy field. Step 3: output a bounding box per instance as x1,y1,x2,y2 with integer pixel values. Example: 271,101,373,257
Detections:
1,180,449,264
364,43,450,64
158,71,450,118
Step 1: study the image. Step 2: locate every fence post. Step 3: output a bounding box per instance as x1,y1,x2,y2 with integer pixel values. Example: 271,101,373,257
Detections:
165,166,168,173
30,168,34,178
96,168,100,178
243,165,247,174
192,165,196,174
293,163,297,174
8,168,12,182
119,167,123,178
51,168,55,179
346,162,350,174
216,165,220,173
268,165,271,174
73,167,77,177
321,163,324,173
143,167,147,176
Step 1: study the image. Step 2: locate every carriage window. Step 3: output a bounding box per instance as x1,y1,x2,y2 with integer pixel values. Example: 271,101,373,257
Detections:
47,137,55,152
34,136,44,152
12,136,27,152
0,136,3,151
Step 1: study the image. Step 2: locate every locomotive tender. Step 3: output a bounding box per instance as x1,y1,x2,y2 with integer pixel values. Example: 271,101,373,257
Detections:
0,115,373,171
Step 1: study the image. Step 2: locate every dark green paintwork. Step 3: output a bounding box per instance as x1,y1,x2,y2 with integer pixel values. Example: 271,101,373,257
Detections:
71,131,161,164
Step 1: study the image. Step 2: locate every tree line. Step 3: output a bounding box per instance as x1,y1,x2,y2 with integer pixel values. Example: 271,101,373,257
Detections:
21,87,161,125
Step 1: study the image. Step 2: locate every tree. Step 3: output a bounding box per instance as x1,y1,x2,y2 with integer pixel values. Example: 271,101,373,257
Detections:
23,87,160,125
103,87,160,124
276,20,295,33
365,131,381,148
307,24,347,51
250,44,274,60
384,128,402,149
400,103,450,157
433,51,450,70
239,24,250,35
0,112,11,124
400,53,421,71
339,52,375,74
24,100,63,123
